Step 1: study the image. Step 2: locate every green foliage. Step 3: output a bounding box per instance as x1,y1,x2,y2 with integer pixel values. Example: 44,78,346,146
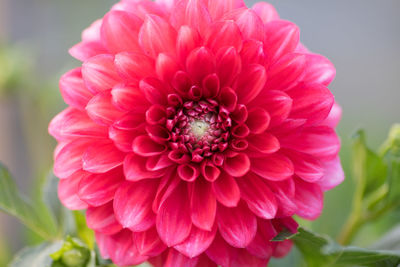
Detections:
292,228,400,267
50,237,91,267
9,242,63,267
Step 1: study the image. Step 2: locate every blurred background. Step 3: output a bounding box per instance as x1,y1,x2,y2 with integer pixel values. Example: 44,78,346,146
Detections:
0,0,399,266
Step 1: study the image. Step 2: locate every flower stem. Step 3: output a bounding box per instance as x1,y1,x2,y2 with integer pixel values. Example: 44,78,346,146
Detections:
337,212,363,245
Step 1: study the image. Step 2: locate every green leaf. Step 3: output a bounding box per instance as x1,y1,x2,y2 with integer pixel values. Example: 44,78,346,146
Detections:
271,227,299,241
9,242,63,267
0,162,58,240
371,224,400,252
352,130,387,198
293,227,400,267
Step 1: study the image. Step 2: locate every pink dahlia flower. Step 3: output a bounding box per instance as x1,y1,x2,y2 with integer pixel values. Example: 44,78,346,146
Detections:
49,0,344,266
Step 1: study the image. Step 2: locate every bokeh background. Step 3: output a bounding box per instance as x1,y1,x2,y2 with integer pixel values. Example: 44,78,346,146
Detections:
0,0,399,266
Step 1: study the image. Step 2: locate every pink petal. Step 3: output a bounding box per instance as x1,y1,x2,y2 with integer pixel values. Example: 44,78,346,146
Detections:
58,171,88,210
59,68,93,110
246,107,270,134
302,54,336,86
114,180,157,232
96,230,148,266
139,77,168,105
111,83,150,112
82,19,102,42
133,227,167,257
231,124,250,138
115,52,155,80
156,53,180,83
177,163,200,182
139,14,177,58
212,171,240,207
86,202,122,234
201,161,221,182
78,167,124,206
49,107,107,141
321,102,342,128
247,133,280,155
174,225,217,258
287,150,324,182
266,179,297,217
266,53,306,91
86,90,124,126
223,153,250,177
146,154,174,171
273,240,293,258
54,139,91,179
288,83,334,125
231,104,248,124
124,153,166,181
294,178,324,219
164,249,199,267
156,182,192,246
172,0,212,36
218,87,237,112
109,125,139,152
231,249,270,267
264,20,299,63
206,232,233,267
235,64,267,104
146,104,167,125
251,153,294,181
176,25,201,63
207,0,245,20
69,41,107,62
205,20,243,52
217,201,257,248
252,2,279,24
246,219,277,258
240,39,265,66
152,170,180,213
190,179,217,231
101,10,142,53
253,90,292,127
132,135,167,156
82,54,121,93
280,126,340,159
216,46,242,87
226,8,264,41
186,46,216,84
146,124,171,144
82,140,125,173
236,173,277,219
202,73,220,99
112,0,166,20
317,156,345,191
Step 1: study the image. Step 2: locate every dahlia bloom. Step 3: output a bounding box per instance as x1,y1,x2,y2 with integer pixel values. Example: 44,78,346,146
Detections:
49,0,344,266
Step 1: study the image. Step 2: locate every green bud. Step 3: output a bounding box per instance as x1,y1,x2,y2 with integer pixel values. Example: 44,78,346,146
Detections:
51,237,90,267
380,124,400,157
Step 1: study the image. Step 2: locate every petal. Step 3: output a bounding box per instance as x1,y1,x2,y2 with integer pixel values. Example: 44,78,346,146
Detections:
177,163,200,182
252,2,279,24
152,170,180,213
294,178,324,219
101,10,142,53
190,179,217,231
140,78,168,105
237,173,278,219
205,20,243,52
218,87,237,112
109,125,138,152
124,153,166,181
207,0,245,20
78,167,124,206
111,83,150,112
266,179,297,217
212,172,240,207
235,64,267,104
226,8,264,41
217,201,257,248
266,53,306,91
82,54,121,93
59,68,93,110
223,153,250,177
132,135,167,156
240,40,265,66
247,133,280,155
146,154,174,171
231,249,270,267
201,160,221,182
216,46,242,87
164,249,199,267
205,232,233,267
321,102,342,128
86,202,122,234
246,107,270,134
82,19,102,42
146,104,167,125
114,52,155,80
69,41,107,62
317,156,345,191
114,180,157,232
174,225,217,258
264,20,299,63
82,140,125,173
273,240,293,258
86,90,124,126
280,126,340,159
253,90,292,127
288,83,334,125
54,139,91,179
287,150,324,182
176,25,201,64
251,153,294,181
186,47,216,84
156,53,180,83
133,227,167,257
156,182,192,246
202,73,220,99
246,219,277,258
139,14,177,58
49,107,107,141
58,171,88,210
302,54,336,86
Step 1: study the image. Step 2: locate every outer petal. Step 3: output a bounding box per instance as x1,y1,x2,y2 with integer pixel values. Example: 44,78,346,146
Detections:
124,153,166,181
164,249,199,267
115,52,155,80
317,156,345,191
111,83,150,112
225,8,264,41
133,227,167,257
59,68,93,110
58,171,88,210
86,90,124,126
78,167,124,206
294,178,324,219
217,201,257,248
113,180,157,232
302,54,336,86
321,102,342,128
246,219,277,258
156,182,192,246
205,21,243,52
190,179,217,231
82,140,125,173
252,2,279,24
251,153,294,181
86,202,122,234
174,224,217,258
69,41,107,62
236,173,278,219
235,64,267,104
206,233,232,267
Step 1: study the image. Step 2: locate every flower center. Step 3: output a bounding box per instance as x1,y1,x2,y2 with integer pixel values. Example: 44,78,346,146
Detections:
166,99,231,162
